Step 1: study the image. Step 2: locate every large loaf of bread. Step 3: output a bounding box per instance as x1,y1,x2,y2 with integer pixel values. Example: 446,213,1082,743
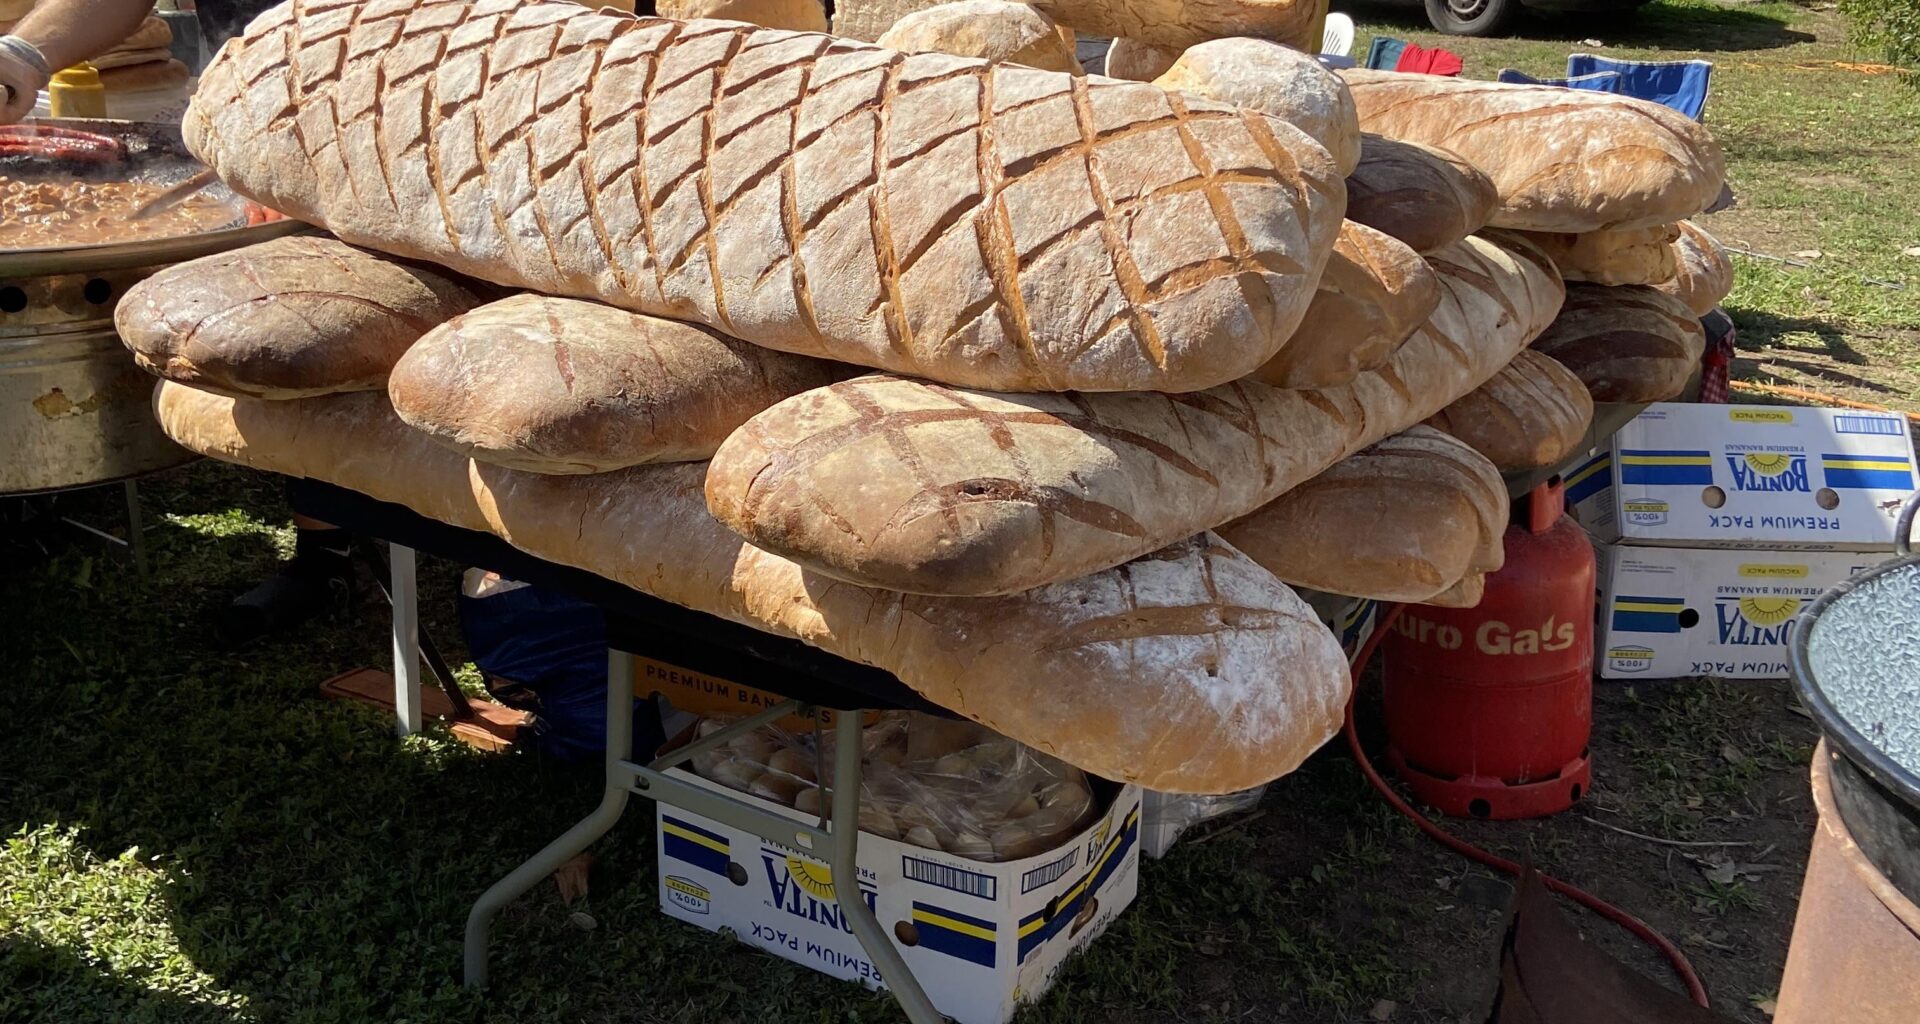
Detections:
1103,38,1181,82
1152,38,1361,175
1424,350,1593,472
1343,134,1497,254
186,0,1345,394
155,382,1350,794
387,294,846,473
1340,71,1726,233
115,236,490,399
705,234,1564,596
1028,0,1320,52
1249,221,1438,389
876,0,1080,74
1660,219,1734,316
1530,284,1706,403
1218,427,1508,603
1518,224,1681,287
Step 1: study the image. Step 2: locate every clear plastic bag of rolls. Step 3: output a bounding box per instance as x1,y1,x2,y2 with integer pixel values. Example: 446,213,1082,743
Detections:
688,712,1098,862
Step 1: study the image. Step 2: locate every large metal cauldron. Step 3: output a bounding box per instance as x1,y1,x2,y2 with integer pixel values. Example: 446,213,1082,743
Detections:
1777,494,1920,1024
0,118,304,495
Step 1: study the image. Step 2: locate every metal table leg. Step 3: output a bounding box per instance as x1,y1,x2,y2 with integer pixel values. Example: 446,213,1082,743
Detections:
828,712,942,1024
123,480,148,578
464,648,637,989
389,543,423,737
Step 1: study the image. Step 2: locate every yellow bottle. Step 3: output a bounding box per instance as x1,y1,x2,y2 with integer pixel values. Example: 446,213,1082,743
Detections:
48,63,108,119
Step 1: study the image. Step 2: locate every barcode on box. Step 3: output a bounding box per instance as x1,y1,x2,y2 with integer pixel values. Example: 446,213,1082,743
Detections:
1834,415,1903,436
903,856,997,900
1021,849,1078,894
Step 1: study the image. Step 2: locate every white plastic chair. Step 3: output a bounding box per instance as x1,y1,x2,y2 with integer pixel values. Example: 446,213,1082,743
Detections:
1321,12,1355,58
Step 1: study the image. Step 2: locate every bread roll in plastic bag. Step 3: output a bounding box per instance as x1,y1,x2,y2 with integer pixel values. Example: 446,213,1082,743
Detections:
687,711,1096,862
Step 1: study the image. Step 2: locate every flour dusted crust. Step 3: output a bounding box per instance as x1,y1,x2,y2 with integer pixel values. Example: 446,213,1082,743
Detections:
830,0,953,41
1344,134,1496,254
155,381,1352,794
706,234,1564,596
1220,426,1507,603
1153,37,1359,174
115,236,489,399
1517,224,1680,287
1103,38,1180,82
185,0,1345,393
387,294,845,473
877,1,1079,74
1660,219,1733,315
1341,70,1726,233
1425,350,1593,472
1530,283,1705,403
1249,220,1438,389
1427,573,1484,609
656,0,828,32
1028,0,1319,53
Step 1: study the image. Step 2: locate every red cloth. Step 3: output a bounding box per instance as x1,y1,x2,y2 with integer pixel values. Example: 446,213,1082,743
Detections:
1697,308,1735,403
1394,43,1464,77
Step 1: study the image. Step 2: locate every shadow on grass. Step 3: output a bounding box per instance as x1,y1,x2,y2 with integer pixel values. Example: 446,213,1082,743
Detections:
0,934,233,1024
1345,0,1814,54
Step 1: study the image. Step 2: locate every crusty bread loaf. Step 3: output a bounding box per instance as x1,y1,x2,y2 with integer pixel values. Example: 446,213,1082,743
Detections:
1424,350,1593,472
1103,38,1180,82
1518,224,1680,286
706,234,1564,595
1530,283,1706,403
1344,134,1497,254
387,294,845,473
1152,38,1360,174
1427,573,1484,609
155,381,1352,795
98,58,188,92
877,0,1079,73
656,0,828,31
89,48,175,71
830,0,952,40
1660,219,1733,316
1340,70,1727,233
1249,221,1438,389
115,236,490,399
112,15,173,52
186,0,1345,394
1028,0,1319,52
1220,427,1507,603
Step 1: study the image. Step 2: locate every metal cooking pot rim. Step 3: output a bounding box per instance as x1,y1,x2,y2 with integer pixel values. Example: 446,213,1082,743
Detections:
1788,494,1920,814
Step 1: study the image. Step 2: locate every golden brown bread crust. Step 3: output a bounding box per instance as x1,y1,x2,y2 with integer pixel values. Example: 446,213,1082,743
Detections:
1027,0,1320,52
876,1,1079,74
1151,38,1360,174
154,381,1352,795
185,0,1345,393
114,236,490,399
1220,426,1508,603
1426,573,1485,608
656,0,828,32
1424,350,1594,472
1344,134,1497,254
1517,224,1680,287
1529,283,1706,403
387,294,846,473
1249,221,1439,389
705,235,1564,596
97,58,189,92
1659,219,1734,316
1102,38,1181,82
1340,70,1727,233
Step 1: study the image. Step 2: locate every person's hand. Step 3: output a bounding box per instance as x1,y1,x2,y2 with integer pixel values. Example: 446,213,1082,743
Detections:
0,41,52,126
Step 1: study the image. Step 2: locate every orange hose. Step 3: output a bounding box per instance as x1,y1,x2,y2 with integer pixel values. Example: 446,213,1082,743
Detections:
1345,603,1711,1008
1728,380,1920,423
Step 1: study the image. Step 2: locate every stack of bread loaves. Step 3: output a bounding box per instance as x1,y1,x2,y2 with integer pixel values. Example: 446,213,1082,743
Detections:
124,0,1727,798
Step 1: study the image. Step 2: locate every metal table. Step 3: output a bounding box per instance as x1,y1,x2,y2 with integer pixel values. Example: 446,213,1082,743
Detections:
288,478,950,1024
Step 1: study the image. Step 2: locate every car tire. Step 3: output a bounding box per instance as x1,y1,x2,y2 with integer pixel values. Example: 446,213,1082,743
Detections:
1423,0,1521,36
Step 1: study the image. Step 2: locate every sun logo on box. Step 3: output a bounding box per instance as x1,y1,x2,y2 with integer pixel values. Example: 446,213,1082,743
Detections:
1737,596,1801,627
786,857,839,902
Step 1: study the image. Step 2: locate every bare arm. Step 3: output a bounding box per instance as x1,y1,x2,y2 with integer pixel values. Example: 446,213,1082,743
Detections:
11,0,157,72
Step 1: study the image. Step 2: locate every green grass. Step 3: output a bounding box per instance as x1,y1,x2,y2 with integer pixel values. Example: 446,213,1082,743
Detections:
0,3,1881,1021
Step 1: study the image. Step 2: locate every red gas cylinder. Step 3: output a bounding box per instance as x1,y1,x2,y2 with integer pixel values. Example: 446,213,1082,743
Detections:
1380,481,1594,820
